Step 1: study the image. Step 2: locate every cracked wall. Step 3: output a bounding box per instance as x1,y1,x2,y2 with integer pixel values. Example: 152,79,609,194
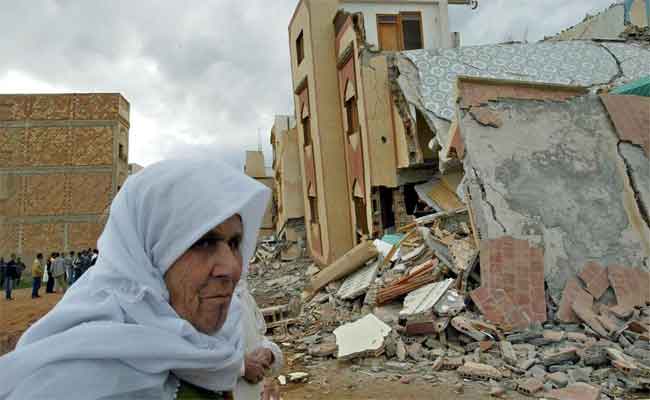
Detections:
393,41,650,172
459,96,650,301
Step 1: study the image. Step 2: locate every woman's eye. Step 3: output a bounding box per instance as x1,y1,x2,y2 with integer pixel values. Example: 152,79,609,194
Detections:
228,239,240,251
192,238,218,250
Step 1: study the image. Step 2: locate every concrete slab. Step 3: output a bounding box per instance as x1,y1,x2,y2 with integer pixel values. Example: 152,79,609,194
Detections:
399,278,454,317
333,314,392,360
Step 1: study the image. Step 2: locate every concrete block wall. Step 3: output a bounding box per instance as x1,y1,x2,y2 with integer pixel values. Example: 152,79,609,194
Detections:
0,93,129,262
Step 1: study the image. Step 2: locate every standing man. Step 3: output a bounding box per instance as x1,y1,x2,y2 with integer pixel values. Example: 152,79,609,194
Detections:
15,256,26,288
5,254,18,300
64,251,75,286
31,253,44,299
0,257,5,290
51,252,68,293
45,253,56,294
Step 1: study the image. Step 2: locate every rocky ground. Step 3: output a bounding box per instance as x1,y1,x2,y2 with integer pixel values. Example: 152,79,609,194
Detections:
248,246,650,400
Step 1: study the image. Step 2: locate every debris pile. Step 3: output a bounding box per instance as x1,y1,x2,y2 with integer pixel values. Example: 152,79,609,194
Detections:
251,205,650,397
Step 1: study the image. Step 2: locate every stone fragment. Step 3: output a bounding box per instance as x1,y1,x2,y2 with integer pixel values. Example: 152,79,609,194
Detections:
557,278,593,323
457,362,503,381
527,365,547,380
571,301,609,337
543,347,580,367
547,372,569,388
406,342,425,361
544,383,601,400
452,316,489,342
516,378,544,396
288,372,310,382
441,357,464,370
577,262,610,300
543,330,566,343
278,375,287,385
567,367,592,384
308,342,337,357
432,357,444,371
490,383,506,397
507,330,543,344
499,341,518,365
399,376,411,384
396,338,407,362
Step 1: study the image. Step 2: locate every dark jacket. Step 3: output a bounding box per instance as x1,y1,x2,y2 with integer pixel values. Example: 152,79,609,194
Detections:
5,260,18,280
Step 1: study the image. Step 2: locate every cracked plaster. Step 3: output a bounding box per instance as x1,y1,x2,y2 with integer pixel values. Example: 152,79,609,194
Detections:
458,96,650,301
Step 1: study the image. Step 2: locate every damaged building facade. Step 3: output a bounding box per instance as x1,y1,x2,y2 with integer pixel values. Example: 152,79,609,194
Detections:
287,0,476,265
271,116,307,260
0,93,130,263
244,150,276,237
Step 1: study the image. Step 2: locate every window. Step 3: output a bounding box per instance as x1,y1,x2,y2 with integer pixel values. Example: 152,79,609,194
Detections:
345,97,359,136
118,143,126,161
376,13,423,51
401,13,423,50
302,116,312,147
377,15,400,51
296,31,304,64
309,195,319,223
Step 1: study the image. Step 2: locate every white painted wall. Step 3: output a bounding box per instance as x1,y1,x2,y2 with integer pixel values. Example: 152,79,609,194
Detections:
341,0,451,49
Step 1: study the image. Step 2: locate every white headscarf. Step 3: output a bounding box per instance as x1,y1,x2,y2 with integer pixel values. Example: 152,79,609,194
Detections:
0,158,270,400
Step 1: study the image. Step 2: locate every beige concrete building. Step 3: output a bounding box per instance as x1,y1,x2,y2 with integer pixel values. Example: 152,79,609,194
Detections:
0,93,130,262
289,0,356,265
271,116,306,259
244,150,275,237
287,0,466,263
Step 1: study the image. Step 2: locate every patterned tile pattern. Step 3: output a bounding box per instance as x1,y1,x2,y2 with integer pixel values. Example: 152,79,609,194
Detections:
401,41,650,121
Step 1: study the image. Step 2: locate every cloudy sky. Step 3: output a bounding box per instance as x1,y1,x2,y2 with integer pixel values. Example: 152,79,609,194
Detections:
0,0,615,169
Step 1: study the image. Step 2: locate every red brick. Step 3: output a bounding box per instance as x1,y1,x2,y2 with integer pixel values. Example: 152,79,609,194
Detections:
578,262,609,300
558,278,593,323
478,236,546,325
609,265,646,308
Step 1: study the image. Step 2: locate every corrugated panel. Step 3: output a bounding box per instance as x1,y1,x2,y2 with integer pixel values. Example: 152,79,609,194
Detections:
600,94,650,156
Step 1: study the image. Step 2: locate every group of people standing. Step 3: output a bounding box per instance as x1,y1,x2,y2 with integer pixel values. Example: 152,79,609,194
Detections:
0,254,26,300
1,249,98,300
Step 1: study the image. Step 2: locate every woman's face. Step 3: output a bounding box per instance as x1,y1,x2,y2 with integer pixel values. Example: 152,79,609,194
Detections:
164,214,244,335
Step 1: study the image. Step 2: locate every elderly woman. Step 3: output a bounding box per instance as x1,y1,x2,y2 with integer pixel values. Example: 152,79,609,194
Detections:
0,158,270,400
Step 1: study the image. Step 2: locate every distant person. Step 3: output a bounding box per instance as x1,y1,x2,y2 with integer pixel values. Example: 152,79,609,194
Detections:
4,254,18,300
0,257,5,289
31,254,44,299
51,252,68,293
45,253,55,294
0,157,270,399
64,251,75,285
91,249,99,266
15,257,26,288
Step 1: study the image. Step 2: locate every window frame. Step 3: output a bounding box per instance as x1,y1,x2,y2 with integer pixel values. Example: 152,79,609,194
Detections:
296,31,305,65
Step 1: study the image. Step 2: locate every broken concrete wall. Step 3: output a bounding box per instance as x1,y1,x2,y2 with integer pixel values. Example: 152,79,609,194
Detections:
392,41,650,172
458,95,650,301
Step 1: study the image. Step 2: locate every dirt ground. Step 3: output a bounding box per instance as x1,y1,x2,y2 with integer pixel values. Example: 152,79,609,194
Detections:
0,288,63,355
1,288,523,399
278,359,528,400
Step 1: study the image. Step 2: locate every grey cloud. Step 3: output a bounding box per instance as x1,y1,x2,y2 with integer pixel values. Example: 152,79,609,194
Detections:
1,0,615,167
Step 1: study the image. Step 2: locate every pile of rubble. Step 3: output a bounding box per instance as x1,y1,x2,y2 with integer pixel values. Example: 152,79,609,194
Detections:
251,207,650,398
620,25,650,41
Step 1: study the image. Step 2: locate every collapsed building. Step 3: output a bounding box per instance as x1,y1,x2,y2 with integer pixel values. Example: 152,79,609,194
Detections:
257,0,650,396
